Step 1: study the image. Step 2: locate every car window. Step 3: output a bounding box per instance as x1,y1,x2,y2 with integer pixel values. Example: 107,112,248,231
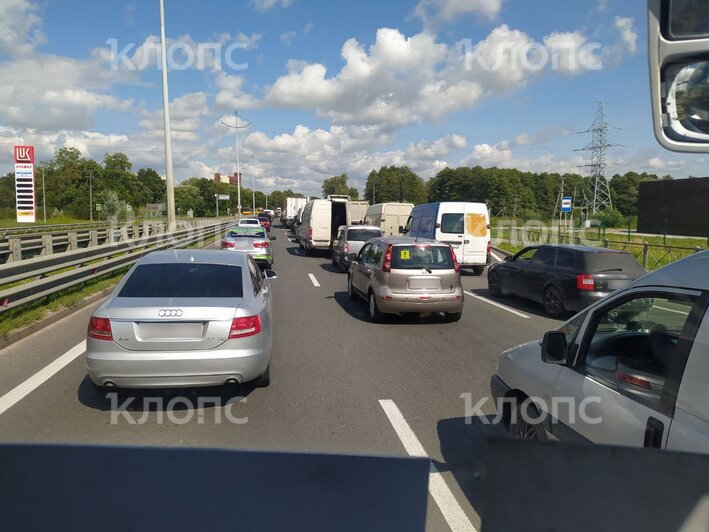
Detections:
391,245,455,270
532,247,556,266
336,228,344,241
371,244,383,266
226,229,266,239
556,249,576,269
581,252,645,273
580,294,696,410
347,228,382,241
440,213,464,234
515,247,537,262
119,264,244,298
359,243,372,262
558,310,589,349
246,256,262,295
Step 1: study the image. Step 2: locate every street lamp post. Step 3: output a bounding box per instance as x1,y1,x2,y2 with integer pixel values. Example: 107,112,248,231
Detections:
159,0,177,232
221,111,251,218
88,171,93,221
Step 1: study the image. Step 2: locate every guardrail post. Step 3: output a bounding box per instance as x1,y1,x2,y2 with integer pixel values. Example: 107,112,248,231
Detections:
68,232,78,251
603,239,609,248
41,234,53,256
143,222,150,237
8,238,22,262
107,227,116,244
642,242,649,270
121,226,129,241
89,230,99,247
133,225,139,240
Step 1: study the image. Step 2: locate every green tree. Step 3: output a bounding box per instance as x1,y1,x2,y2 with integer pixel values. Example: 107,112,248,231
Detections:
365,166,426,204
136,168,166,203
322,173,358,199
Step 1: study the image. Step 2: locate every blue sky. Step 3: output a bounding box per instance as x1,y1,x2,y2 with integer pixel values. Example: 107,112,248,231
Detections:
0,0,704,196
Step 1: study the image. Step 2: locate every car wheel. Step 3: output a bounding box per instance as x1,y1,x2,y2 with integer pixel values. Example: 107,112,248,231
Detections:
331,254,338,267
299,241,303,250
543,286,564,318
445,311,462,323
488,271,503,297
368,292,384,323
253,364,270,388
347,275,357,300
510,399,545,440
472,265,485,276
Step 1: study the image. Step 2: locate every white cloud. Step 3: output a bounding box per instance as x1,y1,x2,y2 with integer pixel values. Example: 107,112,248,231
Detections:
251,0,293,12
214,72,260,111
597,0,609,12
462,140,587,175
648,157,664,169
414,0,502,30
0,0,45,57
614,17,638,54
280,31,297,45
303,22,315,35
543,31,601,74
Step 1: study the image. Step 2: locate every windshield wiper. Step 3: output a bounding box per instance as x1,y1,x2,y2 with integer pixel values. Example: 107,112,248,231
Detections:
596,268,623,273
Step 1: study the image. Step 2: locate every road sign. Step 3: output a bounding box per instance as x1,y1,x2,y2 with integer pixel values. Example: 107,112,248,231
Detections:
215,194,230,201
14,145,35,223
95,204,102,212
561,197,572,213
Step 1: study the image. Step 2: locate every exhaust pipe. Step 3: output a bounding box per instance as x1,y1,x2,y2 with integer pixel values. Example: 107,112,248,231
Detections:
225,378,239,385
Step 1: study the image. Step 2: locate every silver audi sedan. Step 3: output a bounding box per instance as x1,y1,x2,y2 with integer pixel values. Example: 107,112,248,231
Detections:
221,226,274,268
85,249,276,389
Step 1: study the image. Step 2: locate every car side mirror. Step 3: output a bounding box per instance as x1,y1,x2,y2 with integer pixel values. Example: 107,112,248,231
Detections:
541,331,568,365
264,269,278,279
347,253,358,262
504,255,512,262
270,236,276,241
399,226,407,234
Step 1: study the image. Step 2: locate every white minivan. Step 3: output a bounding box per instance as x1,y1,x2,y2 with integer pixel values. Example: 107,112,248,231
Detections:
298,196,350,255
491,250,709,452
365,203,414,237
403,202,490,275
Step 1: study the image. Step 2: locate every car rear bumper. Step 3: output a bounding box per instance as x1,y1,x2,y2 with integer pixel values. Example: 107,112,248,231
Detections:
85,344,270,388
375,291,464,314
564,291,613,312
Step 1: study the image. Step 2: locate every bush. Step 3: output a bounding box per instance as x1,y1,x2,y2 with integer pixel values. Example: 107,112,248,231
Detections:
598,207,625,228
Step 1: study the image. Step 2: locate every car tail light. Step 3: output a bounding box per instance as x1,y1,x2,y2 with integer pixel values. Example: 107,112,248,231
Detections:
308,227,313,240
382,244,393,272
344,243,349,254
617,372,651,390
88,316,113,341
449,245,460,273
576,274,595,291
253,241,270,248
229,315,262,339
221,240,235,248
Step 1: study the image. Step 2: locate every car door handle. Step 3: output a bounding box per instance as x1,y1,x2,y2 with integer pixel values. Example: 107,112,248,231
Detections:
644,417,665,449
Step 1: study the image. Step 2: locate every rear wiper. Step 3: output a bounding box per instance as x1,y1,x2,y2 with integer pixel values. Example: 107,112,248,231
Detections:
424,267,432,274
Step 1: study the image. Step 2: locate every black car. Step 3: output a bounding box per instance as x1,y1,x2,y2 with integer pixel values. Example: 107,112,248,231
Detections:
487,244,646,317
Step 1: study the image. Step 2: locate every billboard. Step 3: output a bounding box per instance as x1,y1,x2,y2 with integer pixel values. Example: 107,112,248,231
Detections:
13,145,36,223
637,177,709,237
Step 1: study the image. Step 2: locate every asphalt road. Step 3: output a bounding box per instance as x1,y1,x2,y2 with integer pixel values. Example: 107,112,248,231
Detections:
0,224,563,531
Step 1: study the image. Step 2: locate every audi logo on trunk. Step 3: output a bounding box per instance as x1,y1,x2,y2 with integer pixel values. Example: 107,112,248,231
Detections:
158,309,183,317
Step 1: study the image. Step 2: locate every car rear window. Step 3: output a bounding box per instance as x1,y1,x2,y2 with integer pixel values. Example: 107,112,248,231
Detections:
347,228,382,241
119,264,244,298
440,213,464,234
391,245,455,270
580,251,645,273
226,229,266,239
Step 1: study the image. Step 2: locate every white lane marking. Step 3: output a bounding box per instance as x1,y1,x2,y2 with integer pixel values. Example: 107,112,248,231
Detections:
308,273,320,287
490,251,504,262
379,399,478,532
0,340,86,416
655,305,690,316
464,290,531,319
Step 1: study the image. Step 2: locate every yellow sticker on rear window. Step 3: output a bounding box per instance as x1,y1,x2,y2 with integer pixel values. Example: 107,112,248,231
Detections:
400,249,410,260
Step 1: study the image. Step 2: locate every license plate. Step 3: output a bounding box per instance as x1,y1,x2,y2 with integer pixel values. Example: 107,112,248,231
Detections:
607,280,632,290
408,278,441,290
138,322,204,340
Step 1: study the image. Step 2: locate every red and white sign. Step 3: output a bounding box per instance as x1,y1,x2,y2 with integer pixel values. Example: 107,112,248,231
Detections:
14,145,36,223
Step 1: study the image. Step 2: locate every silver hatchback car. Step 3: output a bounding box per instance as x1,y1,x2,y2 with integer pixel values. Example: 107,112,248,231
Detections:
221,226,274,268
85,250,276,389
347,237,464,323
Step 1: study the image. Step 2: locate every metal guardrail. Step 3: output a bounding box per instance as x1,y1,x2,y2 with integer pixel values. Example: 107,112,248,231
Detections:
0,221,234,314
0,218,232,264
506,228,705,271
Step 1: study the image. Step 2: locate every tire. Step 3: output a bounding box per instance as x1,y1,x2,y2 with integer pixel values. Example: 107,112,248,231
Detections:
543,285,564,318
488,271,503,297
331,254,338,267
472,265,485,276
347,275,357,300
445,311,463,323
368,292,384,323
299,241,303,250
510,399,545,440
253,364,270,388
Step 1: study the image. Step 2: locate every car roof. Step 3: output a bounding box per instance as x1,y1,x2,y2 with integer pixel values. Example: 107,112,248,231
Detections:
137,249,247,266
344,225,381,230
535,244,629,254
633,249,709,291
374,236,445,246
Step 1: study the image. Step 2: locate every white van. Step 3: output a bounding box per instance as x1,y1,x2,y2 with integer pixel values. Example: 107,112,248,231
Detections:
403,202,490,275
365,203,414,237
299,197,350,255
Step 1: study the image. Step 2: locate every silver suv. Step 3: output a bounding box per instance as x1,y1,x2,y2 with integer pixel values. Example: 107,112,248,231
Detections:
332,225,383,271
346,237,464,323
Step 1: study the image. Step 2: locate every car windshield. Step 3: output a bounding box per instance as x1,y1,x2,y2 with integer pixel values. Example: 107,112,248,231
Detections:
119,264,243,298
226,229,266,239
391,245,455,270
347,228,382,241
